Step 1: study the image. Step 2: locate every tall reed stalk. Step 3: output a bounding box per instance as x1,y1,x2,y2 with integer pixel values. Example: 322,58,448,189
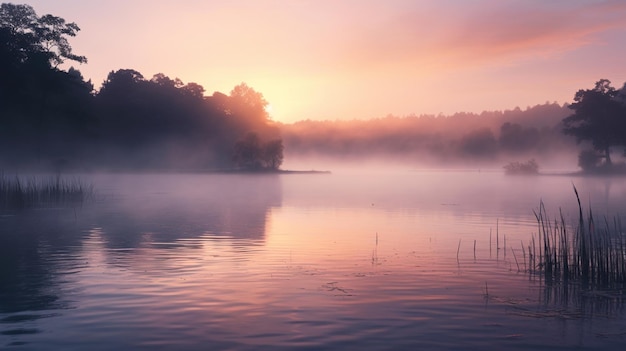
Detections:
0,173,93,210
531,186,626,289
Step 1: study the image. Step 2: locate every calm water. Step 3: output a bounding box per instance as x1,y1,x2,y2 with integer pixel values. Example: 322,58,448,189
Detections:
2,170,626,350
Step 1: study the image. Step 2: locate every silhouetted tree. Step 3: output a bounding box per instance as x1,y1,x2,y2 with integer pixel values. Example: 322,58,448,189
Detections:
1,2,286,171
0,3,86,67
96,69,149,149
233,133,284,170
151,72,183,88
0,3,93,168
563,79,626,167
233,133,263,170
92,71,284,170
181,82,205,98
96,70,227,168
263,139,284,170
99,69,144,91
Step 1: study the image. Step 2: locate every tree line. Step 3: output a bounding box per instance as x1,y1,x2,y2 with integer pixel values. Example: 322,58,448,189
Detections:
282,84,626,172
0,3,283,172
2,3,625,173
280,103,577,166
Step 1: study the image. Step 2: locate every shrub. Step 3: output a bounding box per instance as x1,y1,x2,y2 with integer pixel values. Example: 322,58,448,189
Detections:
503,159,539,175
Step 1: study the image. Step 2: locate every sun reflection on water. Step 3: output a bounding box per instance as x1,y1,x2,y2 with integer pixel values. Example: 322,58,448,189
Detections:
2,172,626,350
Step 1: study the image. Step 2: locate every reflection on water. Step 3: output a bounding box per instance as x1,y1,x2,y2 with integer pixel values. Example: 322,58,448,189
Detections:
1,171,626,350
1,174,281,349
91,173,282,245
0,209,82,343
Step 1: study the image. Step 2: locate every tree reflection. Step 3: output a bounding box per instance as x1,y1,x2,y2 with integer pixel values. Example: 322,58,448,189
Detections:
0,174,282,344
0,209,81,343
89,174,282,247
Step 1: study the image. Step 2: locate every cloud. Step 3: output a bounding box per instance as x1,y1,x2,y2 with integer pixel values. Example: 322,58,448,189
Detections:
452,1,626,58
344,0,626,71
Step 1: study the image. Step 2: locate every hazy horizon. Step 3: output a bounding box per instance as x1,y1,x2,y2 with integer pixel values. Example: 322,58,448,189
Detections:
23,0,626,123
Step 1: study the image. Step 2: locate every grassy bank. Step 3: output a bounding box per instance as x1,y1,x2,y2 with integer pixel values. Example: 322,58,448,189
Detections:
0,174,93,210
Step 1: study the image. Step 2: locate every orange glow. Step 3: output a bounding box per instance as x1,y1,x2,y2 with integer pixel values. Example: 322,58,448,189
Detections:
25,0,626,123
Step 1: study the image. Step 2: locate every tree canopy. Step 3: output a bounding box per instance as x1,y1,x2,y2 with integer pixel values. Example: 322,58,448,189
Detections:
92,70,282,170
9,2,622,173
0,3,284,172
1,4,94,168
281,103,574,166
563,79,626,169
232,133,284,170
0,3,86,68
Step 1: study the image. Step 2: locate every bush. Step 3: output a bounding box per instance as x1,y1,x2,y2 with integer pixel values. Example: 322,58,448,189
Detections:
503,159,539,175
232,133,284,170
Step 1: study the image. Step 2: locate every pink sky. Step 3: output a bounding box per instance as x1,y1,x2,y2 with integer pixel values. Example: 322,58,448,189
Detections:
25,0,626,123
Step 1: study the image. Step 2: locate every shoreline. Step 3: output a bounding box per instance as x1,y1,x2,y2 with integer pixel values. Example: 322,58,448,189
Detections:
0,168,332,175
538,170,626,177
211,169,332,175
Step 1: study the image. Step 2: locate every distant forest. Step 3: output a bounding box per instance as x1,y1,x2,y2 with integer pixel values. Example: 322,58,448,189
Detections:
2,4,625,172
280,103,576,166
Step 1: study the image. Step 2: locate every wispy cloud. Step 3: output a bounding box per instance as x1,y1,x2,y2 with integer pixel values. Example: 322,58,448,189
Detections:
24,0,626,120
344,0,626,70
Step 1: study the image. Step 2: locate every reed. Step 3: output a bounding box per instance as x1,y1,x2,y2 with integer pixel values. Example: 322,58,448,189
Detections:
531,186,626,289
0,173,93,210
511,246,520,272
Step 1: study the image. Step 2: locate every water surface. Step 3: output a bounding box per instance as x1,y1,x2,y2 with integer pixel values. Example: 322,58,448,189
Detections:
2,170,626,350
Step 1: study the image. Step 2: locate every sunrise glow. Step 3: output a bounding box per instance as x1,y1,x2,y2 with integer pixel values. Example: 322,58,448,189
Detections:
22,0,626,122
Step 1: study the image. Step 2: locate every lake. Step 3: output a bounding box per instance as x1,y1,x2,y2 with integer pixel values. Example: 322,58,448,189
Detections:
2,170,626,350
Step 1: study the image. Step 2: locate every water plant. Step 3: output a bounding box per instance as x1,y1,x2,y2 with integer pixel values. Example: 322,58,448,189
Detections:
530,186,626,289
0,174,93,210
503,159,539,175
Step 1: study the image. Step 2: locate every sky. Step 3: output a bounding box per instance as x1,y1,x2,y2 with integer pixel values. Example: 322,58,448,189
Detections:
24,0,626,123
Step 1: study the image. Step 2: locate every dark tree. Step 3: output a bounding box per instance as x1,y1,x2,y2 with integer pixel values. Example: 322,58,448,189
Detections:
1,3,287,171
95,70,231,169
0,3,86,67
181,82,205,98
151,72,183,88
233,133,284,170
93,72,284,170
563,79,626,167
233,133,263,170
263,139,284,170
0,3,93,169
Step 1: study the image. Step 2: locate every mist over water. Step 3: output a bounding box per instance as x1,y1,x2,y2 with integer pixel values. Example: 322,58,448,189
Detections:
2,170,626,350
3,2,626,349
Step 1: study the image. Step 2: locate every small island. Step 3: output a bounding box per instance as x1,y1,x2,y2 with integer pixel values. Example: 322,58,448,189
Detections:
503,159,539,175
